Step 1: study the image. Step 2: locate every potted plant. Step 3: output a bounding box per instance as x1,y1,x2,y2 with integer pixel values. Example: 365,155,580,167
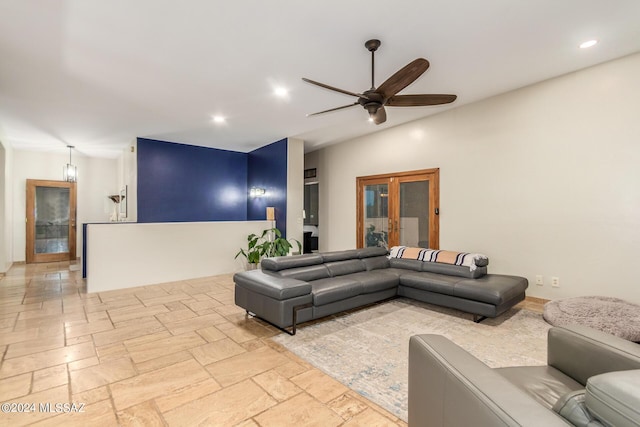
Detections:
235,227,301,268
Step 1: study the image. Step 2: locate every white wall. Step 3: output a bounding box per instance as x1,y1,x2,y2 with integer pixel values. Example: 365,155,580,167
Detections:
314,52,640,304
286,138,304,250
86,220,270,292
0,141,13,272
116,140,138,222
12,150,118,262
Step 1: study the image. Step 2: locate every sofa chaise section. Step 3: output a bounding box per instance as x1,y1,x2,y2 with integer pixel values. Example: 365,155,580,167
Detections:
233,268,314,332
234,248,397,334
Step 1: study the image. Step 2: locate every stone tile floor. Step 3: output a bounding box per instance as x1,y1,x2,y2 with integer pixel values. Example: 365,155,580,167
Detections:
0,261,544,426
0,261,411,426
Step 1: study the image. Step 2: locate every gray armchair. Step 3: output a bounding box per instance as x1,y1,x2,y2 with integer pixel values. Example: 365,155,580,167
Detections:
408,325,640,426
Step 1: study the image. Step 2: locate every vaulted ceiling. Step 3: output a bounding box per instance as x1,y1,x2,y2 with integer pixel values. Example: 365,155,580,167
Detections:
1,1,639,157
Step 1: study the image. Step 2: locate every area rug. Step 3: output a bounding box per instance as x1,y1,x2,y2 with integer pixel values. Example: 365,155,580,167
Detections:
543,296,640,342
271,298,550,421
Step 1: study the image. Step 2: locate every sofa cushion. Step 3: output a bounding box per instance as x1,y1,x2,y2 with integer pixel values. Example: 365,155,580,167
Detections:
383,268,410,277
454,274,528,305
422,262,487,279
277,264,330,282
261,254,323,271
348,271,399,294
398,271,461,296
389,258,423,271
322,249,360,262
357,247,389,258
362,256,390,271
311,277,362,306
325,259,365,277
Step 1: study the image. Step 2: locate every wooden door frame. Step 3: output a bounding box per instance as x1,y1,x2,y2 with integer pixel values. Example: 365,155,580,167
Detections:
356,176,391,248
356,168,439,249
26,179,77,263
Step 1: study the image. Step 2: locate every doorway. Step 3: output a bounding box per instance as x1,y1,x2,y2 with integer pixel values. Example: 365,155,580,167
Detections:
303,182,319,253
356,169,439,249
26,179,77,263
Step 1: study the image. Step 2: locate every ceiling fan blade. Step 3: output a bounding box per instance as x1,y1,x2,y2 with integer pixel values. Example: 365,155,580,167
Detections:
376,58,430,99
307,102,359,117
386,94,457,107
302,78,369,100
372,106,386,125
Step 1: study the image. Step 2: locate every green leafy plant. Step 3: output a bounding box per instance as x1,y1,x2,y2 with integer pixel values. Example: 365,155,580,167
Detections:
235,227,302,265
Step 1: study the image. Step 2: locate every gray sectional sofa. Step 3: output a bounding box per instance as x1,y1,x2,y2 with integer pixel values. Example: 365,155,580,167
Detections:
234,247,528,334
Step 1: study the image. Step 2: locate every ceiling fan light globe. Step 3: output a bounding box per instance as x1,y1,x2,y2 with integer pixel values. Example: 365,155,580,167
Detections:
365,103,381,115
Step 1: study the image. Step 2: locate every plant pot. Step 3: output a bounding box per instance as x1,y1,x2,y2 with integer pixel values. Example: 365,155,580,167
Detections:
246,262,259,271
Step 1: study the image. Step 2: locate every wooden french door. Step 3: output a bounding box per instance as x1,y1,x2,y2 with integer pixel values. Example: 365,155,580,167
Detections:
26,179,77,263
357,169,439,249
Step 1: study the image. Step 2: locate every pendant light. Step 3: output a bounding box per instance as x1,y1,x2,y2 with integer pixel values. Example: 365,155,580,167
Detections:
63,145,77,182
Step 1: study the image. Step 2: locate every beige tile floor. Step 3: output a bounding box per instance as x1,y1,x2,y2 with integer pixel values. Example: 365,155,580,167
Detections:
0,261,545,426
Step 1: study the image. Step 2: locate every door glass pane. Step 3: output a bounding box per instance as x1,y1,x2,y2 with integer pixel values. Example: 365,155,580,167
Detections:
363,184,388,248
304,183,318,226
35,187,70,254
399,181,429,248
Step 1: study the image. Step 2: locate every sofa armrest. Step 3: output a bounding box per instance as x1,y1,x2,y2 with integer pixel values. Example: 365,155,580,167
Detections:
233,269,311,300
547,325,640,386
409,335,570,427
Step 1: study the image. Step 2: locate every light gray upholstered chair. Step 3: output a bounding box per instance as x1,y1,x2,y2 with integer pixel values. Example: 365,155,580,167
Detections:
409,325,640,426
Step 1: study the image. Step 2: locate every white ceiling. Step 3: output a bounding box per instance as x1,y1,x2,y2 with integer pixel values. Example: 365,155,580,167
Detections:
1,1,639,158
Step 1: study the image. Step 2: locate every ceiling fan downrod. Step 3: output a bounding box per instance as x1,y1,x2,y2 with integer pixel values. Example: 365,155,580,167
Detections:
365,39,381,90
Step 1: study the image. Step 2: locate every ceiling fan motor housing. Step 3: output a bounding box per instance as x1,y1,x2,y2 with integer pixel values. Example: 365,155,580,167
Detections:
359,90,383,114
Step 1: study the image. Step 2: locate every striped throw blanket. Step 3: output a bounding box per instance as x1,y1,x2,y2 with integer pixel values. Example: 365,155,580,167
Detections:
389,246,488,271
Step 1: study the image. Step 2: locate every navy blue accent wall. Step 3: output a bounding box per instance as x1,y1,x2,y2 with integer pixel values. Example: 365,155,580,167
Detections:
247,139,288,237
137,138,248,223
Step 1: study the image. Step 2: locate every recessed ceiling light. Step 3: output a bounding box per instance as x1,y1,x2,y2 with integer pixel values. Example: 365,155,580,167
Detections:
212,115,225,124
274,87,288,98
579,39,598,49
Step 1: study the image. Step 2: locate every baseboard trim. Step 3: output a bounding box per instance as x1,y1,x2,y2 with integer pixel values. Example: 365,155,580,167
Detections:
525,296,549,304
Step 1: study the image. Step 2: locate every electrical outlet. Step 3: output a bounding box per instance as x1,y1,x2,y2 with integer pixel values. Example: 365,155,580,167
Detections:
551,277,560,287
535,275,543,286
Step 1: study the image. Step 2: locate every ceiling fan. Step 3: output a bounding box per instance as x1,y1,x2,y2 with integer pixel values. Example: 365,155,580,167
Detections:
303,39,456,125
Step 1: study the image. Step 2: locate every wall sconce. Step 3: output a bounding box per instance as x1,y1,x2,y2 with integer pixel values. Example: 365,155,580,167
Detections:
250,187,266,197
266,207,275,222
63,145,77,182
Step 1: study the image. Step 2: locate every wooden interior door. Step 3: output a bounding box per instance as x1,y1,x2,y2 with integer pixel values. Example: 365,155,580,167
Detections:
357,176,391,249
26,179,77,263
357,169,439,249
